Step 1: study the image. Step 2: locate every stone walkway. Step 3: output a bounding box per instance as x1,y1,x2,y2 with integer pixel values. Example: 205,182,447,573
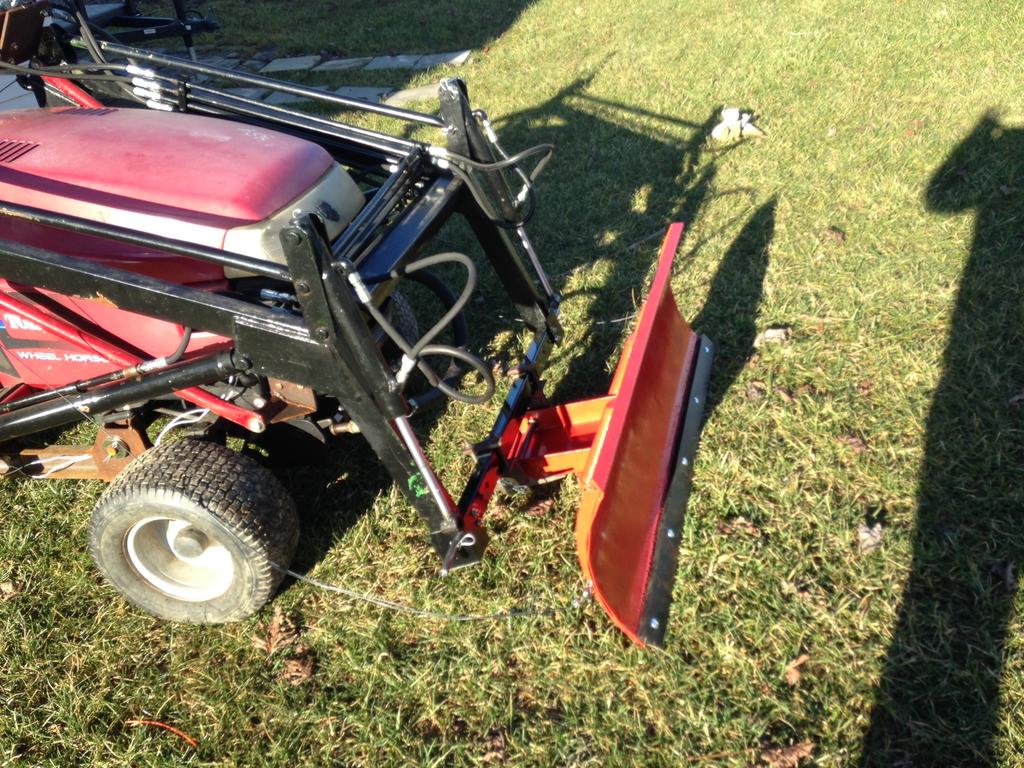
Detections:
0,47,472,114
199,48,472,108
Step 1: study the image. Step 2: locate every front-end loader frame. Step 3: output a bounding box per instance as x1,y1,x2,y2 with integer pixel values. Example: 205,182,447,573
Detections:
0,36,713,645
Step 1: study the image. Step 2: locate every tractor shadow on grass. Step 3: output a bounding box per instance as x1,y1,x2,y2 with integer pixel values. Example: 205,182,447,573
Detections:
860,112,1024,766
690,196,774,419
488,75,769,412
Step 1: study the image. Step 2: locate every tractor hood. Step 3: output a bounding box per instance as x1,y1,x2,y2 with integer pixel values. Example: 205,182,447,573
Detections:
0,107,364,263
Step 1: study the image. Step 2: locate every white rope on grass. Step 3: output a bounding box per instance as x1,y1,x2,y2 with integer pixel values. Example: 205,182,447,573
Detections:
273,563,556,623
2,453,94,479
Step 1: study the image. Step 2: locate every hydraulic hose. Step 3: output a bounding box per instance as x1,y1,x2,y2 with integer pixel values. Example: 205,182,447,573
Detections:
353,253,495,406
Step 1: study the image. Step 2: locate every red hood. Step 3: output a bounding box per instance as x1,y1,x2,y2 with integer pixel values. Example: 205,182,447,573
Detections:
0,107,334,228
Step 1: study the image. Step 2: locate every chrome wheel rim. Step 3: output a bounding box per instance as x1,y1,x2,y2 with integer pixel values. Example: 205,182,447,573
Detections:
124,516,234,602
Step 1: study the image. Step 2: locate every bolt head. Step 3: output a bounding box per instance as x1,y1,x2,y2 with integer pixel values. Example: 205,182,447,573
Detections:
246,417,265,434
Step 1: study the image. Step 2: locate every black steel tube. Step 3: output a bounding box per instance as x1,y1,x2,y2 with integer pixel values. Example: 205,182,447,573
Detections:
331,152,424,264
0,202,291,282
0,367,132,415
0,352,243,441
99,41,446,128
182,87,411,160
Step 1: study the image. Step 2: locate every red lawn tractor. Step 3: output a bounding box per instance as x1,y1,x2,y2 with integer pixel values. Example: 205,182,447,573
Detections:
0,1,712,646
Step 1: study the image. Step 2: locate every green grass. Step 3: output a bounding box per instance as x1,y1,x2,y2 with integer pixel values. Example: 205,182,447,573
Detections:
5,0,1024,765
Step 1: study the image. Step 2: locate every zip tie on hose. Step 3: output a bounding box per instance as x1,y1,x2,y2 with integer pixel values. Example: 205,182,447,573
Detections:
272,562,556,623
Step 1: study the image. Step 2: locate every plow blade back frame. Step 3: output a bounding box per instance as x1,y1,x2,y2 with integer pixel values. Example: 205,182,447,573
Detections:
505,223,714,646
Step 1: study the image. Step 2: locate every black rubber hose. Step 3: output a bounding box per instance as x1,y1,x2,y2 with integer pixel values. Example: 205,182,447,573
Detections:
411,344,494,406
165,327,192,364
355,253,494,406
403,270,469,347
381,269,471,413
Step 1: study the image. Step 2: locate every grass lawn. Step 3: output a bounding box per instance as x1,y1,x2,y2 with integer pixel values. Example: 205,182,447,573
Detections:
4,0,1024,765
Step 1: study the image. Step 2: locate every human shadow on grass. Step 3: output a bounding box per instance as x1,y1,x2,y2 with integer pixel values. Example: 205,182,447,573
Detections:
860,112,1024,766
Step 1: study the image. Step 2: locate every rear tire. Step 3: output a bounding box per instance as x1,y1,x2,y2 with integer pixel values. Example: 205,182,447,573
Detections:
88,439,298,623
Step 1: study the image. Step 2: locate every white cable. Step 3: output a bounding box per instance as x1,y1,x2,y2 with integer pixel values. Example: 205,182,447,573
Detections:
154,408,209,446
33,454,92,478
5,453,93,479
273,564,553,622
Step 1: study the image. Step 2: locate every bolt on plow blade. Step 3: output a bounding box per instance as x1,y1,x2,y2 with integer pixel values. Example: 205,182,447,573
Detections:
509,223,713,646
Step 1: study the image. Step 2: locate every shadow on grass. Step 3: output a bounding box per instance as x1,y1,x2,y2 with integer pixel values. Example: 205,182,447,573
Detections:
488,76,751,401
861,112,1024,766
692,197,774,417
195,0,538,58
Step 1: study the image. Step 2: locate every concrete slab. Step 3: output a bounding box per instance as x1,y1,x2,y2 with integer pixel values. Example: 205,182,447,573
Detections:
384,83,440,107
198,56,241,71
364,54,421,70
260,55,322,73
223,87,271,101
334,86,393,104
262,90,317,106
414,50,471,69
312,57,372,72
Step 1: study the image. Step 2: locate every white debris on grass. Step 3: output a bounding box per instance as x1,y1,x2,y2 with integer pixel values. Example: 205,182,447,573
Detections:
710,107,766,143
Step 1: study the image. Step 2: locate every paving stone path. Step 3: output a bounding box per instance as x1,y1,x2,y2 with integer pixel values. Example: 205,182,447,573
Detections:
0,47,471,114
200,48,472,108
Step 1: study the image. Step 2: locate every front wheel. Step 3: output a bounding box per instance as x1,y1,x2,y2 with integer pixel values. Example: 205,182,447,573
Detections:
88,439,298,623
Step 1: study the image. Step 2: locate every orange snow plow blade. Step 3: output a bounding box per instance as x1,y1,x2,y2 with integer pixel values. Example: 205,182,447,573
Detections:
507,223,713,646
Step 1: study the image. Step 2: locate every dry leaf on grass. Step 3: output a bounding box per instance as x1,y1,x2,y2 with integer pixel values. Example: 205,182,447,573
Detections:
858,522,884,554
783,654,811,686
774,386,795,403
991,561,1017,593
716,517,761,538
746,381,767,400
482,728,508,764
279,649,315,686
0,580,20,601
754,326,792,348
252,606,300,654
760,741,814,767
524,497,555,517
839,434,867,453
820,226,847,244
